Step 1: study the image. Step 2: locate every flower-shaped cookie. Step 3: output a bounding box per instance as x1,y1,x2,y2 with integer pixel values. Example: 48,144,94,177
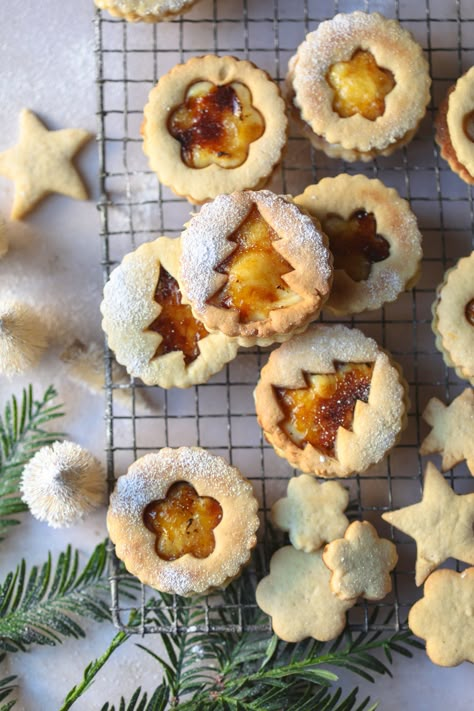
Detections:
420,389,474,476
382,463,474,586
94,0,198,22
323,521,398,601
408,568,474,667
256,547,355,642
435,66,474,185
271,475,349,553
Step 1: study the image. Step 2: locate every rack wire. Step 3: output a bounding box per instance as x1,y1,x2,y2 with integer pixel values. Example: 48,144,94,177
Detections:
95,0,474,634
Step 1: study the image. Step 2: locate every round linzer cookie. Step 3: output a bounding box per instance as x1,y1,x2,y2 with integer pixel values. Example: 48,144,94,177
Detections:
408,568,474,667
179,190,333,347
432,252,474,385
94,0,199,22
287,12,430,162
101,236,238,388
107,447,260,596
142,56,288,203
435,66,474,184
254,324,408,478
294,175,422,315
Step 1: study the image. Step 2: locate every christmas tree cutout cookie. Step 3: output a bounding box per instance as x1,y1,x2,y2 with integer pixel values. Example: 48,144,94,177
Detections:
0,109,91,219
420,389,474,476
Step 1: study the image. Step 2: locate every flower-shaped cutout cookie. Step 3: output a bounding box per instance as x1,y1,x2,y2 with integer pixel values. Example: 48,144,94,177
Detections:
272,475,349,552
256,547,355,642
420,389,474,476
169,81,264,169
143,482,223,561
323,521,398,601
408,568,474,667
382,463,474,586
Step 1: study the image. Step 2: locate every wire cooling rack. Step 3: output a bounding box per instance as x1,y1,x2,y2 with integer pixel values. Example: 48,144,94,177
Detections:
95,0,474,634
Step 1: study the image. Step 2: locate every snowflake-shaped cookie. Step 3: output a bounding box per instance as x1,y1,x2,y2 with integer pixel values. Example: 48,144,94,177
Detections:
322,521,398,600
255,547,355,642
271,474,349,552
420,389,474,476
408,567,474,667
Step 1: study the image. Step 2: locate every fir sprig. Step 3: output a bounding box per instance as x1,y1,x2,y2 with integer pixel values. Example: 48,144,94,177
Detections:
0,385,65,539
0,654,16,710
0,541,113,652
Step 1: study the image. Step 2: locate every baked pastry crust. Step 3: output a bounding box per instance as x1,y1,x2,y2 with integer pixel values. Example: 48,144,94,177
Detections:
179,190,333,347
107,447,260,596
254,324,408,478
432,252,474,385
435,67,474,184
142,56,288,203
94,0,198,22
101,236,238,388
294,175,422,315
287,12,430,161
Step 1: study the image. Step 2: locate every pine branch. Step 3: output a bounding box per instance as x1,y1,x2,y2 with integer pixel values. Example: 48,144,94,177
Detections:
0,541,113,652
99,684,170,711
0,654,16,710
0,385,65,539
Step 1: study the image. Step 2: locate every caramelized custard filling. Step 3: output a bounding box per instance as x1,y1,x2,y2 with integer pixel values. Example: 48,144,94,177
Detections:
465,298,474,326
148,266,209,365
168,81,265,169
327,50,395,121
463,110,474,143
275,362,374,457
207,204,300,323
322,209,390,282
143,481,223,561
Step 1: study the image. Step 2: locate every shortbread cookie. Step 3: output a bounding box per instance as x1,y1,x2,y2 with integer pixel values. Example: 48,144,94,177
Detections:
435,67,474,184
143,56,288,203
101,236,238,388
271,475,349,553
408,568,474,667
382,462,474,586
0,216,7,259
287,12,430,161
0,109,91,220
254,324,408,477
107,447,260,596
179,191,333,347
323,520,398,601
432,252,474,385
255,547,355,642
420,389,474,476
94,0,198,22
294,175,422,315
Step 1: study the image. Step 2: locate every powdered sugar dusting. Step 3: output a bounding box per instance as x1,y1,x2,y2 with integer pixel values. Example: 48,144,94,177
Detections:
96,0,195,19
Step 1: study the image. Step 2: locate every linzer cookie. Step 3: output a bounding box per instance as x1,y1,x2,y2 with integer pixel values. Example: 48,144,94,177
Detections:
142,56,288,203
101,237,238,388
294,175,422,315
107,447,260,596
179,190,333,347
287,12,430,162
254,324,408,478
432,252,474,385
94,0,199,22
435,66,474,184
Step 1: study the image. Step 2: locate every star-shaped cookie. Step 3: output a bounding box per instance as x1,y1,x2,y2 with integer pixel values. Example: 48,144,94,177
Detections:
323,521,398,601
271,474,349,553
382,462,474,586
408,567,474,667
0,109,91,219
420,389,474,476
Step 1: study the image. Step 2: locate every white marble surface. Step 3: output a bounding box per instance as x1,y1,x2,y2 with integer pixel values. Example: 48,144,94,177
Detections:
0,1,473,709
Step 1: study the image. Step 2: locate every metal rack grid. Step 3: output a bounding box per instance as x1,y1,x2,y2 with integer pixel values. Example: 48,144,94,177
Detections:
95,0,474,634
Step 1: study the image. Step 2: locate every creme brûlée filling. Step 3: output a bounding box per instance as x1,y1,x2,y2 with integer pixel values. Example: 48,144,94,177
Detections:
168,81,265,169
327,50,395,121
465,298,474,326
143,481,223,561
321,209,390,282
275,362,374,458
207,204,300,323
148,266,209,365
